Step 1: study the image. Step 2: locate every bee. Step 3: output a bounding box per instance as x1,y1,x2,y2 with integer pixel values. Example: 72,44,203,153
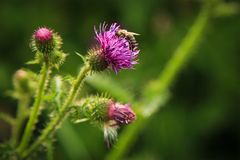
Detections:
116,29,139,51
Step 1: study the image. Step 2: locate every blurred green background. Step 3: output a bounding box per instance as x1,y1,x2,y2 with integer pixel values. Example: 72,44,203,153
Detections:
0,0,239,159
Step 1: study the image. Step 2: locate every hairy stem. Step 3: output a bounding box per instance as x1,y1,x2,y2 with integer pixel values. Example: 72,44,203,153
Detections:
106,3,213,160
11,95,30,147
17,63,51,153
21,64,91,158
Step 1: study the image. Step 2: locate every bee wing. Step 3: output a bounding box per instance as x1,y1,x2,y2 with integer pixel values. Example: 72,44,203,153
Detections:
129,32,140,36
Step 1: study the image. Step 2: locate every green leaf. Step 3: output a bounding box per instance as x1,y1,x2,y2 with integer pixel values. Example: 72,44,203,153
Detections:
57,121,90,160
75,52,86,63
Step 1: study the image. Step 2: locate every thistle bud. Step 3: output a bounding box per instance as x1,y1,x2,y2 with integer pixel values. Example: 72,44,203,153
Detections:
35,28,52,42
108,102,136,125
14,69,28,82
31,27,63,55
30,27,66,68
71,97,109,123
71,96,136,126
70,96,136,148
13,69,30,93
34,27,54,54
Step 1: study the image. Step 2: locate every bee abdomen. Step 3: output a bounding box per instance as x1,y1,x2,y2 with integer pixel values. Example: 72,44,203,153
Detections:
127,37,138,51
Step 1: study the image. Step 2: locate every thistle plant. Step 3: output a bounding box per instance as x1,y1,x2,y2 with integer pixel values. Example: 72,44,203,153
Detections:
17,27,66,155
0,23,140,159
0,1,237,159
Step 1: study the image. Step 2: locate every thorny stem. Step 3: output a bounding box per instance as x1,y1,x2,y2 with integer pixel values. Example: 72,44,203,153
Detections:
21,64,91,159
11,95,30,147
106,2,213,160
17,63,51,154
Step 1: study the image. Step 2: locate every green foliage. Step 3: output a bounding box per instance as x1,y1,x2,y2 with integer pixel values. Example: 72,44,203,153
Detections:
0,143,19,160
0,0,239,160
57,121,90,160
26,51,67,69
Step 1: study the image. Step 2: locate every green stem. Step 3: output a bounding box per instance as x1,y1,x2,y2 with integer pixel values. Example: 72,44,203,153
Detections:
21,64,91,159
0,112,15,126
47,140,54,160
147,6,211,98
17,63,51,153
11,95,30,147
106,3,213,160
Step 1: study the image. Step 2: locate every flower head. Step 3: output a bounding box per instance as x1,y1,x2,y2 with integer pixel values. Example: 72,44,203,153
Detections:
92,23,139,73
30,27,65,68
31,27,63,54
13,69,35,94
71,96,136,148
34,27,52,42
32,27,55,54
108,102,136,125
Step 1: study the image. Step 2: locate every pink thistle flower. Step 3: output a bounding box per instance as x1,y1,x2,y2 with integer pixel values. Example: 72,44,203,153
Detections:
108,102,136,125
32,27,58,54
34,27,52,42
94,23,139,73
